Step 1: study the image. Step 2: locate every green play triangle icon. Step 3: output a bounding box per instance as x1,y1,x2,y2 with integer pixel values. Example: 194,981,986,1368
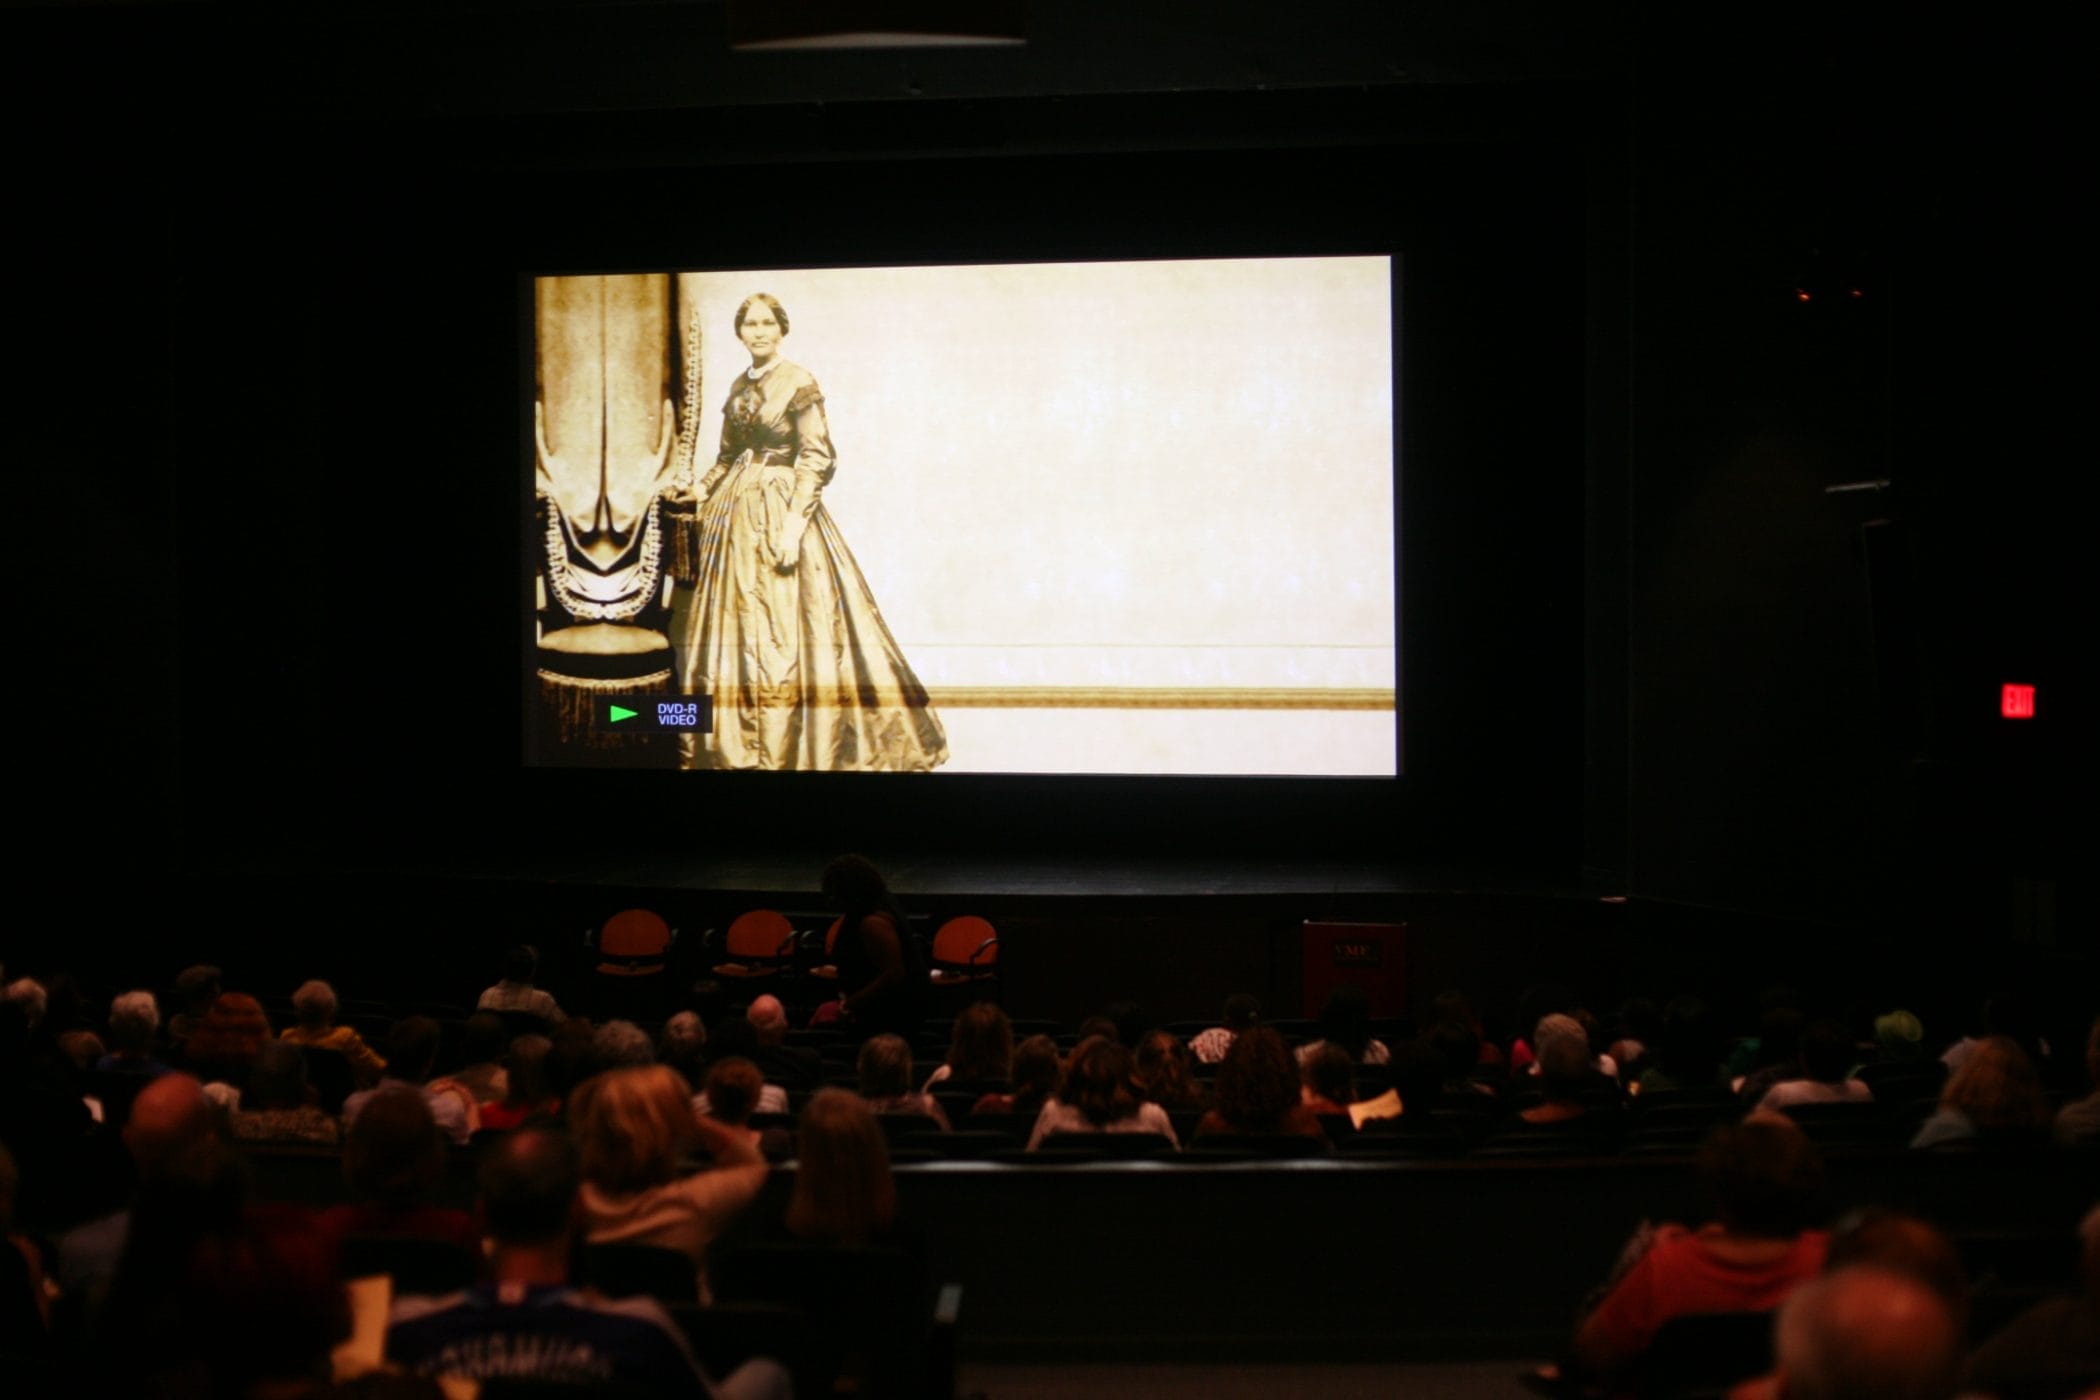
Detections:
608,704,638,723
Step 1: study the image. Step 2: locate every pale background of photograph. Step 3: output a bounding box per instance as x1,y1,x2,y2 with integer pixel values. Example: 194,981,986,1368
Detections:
578,256,1394,775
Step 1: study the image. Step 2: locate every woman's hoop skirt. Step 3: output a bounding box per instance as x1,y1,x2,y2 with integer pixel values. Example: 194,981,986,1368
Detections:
685,459,949,771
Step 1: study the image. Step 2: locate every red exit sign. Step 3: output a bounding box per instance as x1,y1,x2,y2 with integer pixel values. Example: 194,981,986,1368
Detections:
2001,683,2036,720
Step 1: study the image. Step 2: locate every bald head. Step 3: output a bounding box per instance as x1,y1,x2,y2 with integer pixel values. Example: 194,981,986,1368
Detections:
748,995,787,1044
1777,1266,1962,1400
123,1072,215,1175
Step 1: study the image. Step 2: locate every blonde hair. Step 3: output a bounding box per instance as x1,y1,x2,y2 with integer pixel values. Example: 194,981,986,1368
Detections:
578,1065,696,1194
786,1088,895,1247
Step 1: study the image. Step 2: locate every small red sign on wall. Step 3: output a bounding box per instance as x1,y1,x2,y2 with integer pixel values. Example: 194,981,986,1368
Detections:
2001,683,2036,720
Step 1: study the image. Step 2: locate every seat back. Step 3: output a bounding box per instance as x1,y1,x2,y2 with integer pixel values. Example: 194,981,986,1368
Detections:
336,1234,478,1296
1635,1310,1774,1399
582,1242,699,1303
723,909,796,962
715,1243,930,1399
597,908,673,977
930,916,998,971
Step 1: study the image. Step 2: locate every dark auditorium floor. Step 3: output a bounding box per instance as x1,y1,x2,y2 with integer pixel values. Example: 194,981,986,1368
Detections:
960,1360,1540,1397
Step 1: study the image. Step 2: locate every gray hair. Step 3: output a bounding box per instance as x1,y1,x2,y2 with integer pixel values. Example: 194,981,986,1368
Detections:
662,1011,706,1051
291,979,338,1027
593,1019,656,1069
108,990,162,1051
3,978,47,1029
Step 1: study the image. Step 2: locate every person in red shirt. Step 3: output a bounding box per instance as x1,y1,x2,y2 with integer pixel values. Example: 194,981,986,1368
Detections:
1572,1116,1829,1383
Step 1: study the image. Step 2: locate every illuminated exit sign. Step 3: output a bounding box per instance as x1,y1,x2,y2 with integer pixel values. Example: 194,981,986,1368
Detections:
2001,683,2036,720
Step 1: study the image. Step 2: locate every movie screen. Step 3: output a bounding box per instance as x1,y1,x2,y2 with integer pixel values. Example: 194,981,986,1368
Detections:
527,256,1397,776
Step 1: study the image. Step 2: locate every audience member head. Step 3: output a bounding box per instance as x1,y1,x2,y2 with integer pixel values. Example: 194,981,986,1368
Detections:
247,1041,313,1112
592,1019,656,1070
1533,1013,1591,1061
1102,1001,1147,1050
1826,1210,1968,1325
822,853,890,918
500,1033,554,1112
3,976,48,1030
1753,1007,1808,1070
545,1020,601,1103
385,1016,443,1085
1797,1019,1854,1085
124,1072,217,1178
1939,1034,2051,1131
1074,1015,1119,1045
1221,993,1261,1032
290,979,339,1030
702,1057,765,1127
787,1089,895,1248
344,1087,445,1210
500,944,540,985
107,989,162,1058
479,1128,581,1250
857,1034,914,1099
184,991,272,1083
1388,1038,1445,1111
705,1014,760,1064
1536,1033,1593,1106
1612,997,1663,1052
1774,1266,1962,1400
579,1065,696,1193
1431,990,1482,1033
1302,1042,1356,1107
1874,1009,1926,1063
172,964,224,1018
1699,1117,1825,1238
1060,1036,1144,1128
459,1012,508,1068
1215,1026,1301,1132
747,995,788,1046
1427,1018,1483,1087
1316,985,1375,1059
659,1011,708,1082
946,1002,1014,1082
1010,1035,1061,1114
1136,1029,1202,1108
57,1028,104,1070
1656,994,1723,1087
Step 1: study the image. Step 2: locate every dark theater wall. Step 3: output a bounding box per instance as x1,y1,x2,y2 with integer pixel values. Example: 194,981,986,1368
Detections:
3,3,2076,970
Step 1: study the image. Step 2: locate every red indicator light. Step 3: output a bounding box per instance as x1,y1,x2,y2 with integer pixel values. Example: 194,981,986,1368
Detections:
2001,683,2036,719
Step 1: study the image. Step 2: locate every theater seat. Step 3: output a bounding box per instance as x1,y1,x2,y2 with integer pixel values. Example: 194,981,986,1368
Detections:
583,1242,699,1303
336,1235,478,1297
715,1243,952,1400
710,909,796,983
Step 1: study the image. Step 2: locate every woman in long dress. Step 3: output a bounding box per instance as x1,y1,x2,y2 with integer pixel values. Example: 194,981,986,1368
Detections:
678,293,948,771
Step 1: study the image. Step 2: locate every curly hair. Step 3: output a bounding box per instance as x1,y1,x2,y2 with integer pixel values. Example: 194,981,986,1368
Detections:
1213,1026,1301,1132
1136,1030,1206,1112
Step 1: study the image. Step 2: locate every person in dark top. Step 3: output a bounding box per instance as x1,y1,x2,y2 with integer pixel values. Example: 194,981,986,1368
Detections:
823,854,928,1038
388,1128,789,1398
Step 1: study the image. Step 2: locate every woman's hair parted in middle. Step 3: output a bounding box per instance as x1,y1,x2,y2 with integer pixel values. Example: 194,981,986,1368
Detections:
734,293,790,336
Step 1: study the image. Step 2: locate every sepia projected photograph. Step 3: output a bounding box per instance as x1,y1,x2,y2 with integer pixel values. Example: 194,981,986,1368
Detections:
526,257,1398,776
